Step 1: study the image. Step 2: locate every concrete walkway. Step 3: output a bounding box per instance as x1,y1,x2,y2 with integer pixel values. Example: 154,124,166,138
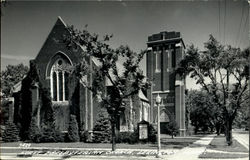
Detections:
164,134,215,160
192,132,249,160
233,131,249,150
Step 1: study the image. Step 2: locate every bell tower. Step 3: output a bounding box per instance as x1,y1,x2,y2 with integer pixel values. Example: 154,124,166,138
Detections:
146,31,186,136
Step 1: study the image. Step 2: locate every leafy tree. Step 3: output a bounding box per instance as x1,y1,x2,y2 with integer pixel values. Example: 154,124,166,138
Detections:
2,121,20,142
233,91,249,129
186,90,223,134
177,35,249,145
1,0,10,16
67,114,80,142
64,25,150,151
1,63,29,97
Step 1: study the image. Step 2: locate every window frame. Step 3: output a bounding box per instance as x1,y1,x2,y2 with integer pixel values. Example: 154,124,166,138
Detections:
50,58,69,102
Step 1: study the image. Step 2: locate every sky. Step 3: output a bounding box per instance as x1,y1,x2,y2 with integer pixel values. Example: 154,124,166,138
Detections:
1,0,249,90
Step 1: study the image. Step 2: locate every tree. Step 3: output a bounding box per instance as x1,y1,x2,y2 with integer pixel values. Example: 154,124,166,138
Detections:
19,61,39,140
64,25,150,151
92,109,111,143
1,63,29,97
1,0,10,16
68,114,80,142
177,35,249,145
233,90,249,129
186,90,223,134
28,117,42,143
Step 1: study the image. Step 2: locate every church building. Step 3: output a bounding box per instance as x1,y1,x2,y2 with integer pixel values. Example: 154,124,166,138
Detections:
12,17,150,138
11,17,186,138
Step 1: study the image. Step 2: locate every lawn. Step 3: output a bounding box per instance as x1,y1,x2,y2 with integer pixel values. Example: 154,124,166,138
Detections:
199,152,249,159
1,135,203,150
199,135,249,159
207,135,248,153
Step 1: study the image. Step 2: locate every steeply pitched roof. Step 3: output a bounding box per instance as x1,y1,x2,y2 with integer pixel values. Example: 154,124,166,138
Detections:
57,16,67,27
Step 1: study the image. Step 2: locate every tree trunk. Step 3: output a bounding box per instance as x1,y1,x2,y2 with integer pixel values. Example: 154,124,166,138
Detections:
111,122,116,151
194,127,198,134
225,120,233,146
216,123,221,136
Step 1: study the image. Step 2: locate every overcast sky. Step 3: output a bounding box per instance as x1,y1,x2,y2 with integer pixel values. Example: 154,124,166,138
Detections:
1,1,249,90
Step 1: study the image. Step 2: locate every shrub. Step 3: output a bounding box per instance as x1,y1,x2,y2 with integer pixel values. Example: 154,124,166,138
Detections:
116,128,138,144
67,114,80,142
129,129,139,144
116,123,156,144
28,118,42,143
2,121,20,142
167,121,179,138
116,132,130,143
80,130,89,142
40,123,64,142
92,110,111,143
148,124,157,143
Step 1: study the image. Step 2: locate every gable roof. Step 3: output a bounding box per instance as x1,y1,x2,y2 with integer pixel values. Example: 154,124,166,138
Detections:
34,16,84,85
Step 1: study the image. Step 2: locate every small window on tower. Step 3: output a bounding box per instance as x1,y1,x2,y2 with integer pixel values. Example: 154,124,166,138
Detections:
168,50,172,70
155,50,161,73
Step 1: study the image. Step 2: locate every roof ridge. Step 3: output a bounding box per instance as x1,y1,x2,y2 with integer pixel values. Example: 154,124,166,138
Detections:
57,16,67,27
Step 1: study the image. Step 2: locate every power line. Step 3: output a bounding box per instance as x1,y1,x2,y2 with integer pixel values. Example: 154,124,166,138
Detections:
218,0,221,42
235,1,245,48
238,3,249,48
223,0,227,45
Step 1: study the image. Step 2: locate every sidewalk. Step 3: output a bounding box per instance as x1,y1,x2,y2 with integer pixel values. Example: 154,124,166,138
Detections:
164,134,215,160
233,131,249,150
196,132,249,160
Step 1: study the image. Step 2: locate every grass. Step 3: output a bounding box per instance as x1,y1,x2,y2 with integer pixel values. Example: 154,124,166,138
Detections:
1,135,203,150
199,152,249,159
161,136,202,149
199,135,249,159
208,135,248,153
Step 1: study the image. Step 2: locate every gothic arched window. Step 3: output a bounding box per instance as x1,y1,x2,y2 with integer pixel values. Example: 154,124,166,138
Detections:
50,58,69,102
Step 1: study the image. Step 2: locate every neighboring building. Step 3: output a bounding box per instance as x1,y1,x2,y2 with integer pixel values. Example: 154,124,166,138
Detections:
12,17,150,138
146,31,186,136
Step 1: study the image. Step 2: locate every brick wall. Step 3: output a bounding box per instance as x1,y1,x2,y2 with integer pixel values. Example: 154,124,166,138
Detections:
146,31,186,136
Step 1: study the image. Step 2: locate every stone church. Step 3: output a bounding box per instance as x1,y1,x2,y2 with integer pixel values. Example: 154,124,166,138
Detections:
12,17,150,137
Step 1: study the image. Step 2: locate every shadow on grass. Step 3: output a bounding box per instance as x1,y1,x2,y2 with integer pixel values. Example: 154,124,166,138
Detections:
208,136,248,153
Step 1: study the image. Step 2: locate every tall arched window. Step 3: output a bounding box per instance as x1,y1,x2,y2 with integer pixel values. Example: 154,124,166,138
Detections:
53,72,57,101
50,58,69,102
